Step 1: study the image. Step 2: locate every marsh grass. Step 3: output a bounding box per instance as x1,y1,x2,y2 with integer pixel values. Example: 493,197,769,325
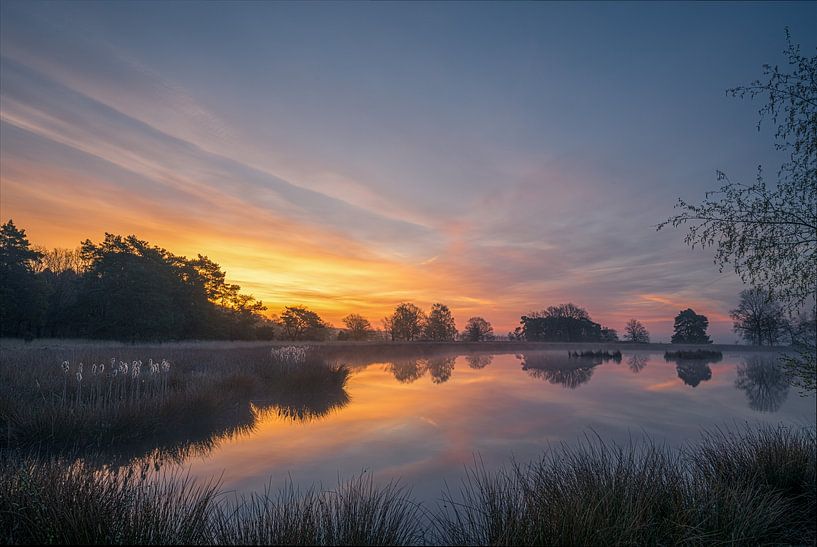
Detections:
0,455,221,545
0,345,349,458
434,425,816,545
1,426,813,545
0,455,424,546
212,475,425,545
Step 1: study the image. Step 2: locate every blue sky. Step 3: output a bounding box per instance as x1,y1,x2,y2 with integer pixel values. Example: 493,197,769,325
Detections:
1,1,815,340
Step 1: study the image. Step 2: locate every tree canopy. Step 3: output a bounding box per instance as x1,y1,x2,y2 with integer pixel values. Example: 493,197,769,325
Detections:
671,309,712,344
424,303,457,341
280,306,329,341
341,313,373,341
462,316,494,342
0,221,270,341
520,303,614,342
385,302,426,341
731,287,787,346
623,319,650,343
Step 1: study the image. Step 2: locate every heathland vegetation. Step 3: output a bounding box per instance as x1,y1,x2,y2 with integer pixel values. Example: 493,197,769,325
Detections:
0,344,350,459
2,426,814,545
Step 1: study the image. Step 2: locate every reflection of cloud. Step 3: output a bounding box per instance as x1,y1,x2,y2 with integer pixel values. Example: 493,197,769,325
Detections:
734,356,789,413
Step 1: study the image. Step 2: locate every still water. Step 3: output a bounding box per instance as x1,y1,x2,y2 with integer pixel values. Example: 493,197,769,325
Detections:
169,350,814,505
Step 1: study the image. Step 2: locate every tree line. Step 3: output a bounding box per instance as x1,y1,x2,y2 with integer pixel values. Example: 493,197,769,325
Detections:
1,221,272,341
2,219,812,345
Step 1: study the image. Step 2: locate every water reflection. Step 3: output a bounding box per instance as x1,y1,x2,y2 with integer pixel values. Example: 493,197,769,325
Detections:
627,354,648,374
388,359,427,384
427,356,456,384
675,360,712,387
465,354,493,369
90,364,351,467
44,348,816,489
520,353,596,389
664,353,722,388
734,356,789,412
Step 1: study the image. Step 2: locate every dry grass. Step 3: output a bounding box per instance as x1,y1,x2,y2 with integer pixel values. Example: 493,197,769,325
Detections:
1,426,813,545
0,344,349,459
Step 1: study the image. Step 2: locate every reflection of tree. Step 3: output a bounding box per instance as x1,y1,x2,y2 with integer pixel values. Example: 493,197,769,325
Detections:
735,356,789,412
388,359,427,384
664,353,721,388
627,354,648,374
427,356,455,384
465,354,493,369
521,353,596,389
674,360,713,387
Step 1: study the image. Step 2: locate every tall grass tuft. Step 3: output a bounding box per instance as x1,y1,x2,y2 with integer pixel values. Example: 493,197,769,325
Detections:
0,455,220,545
213,474,425,545
434,425,816,545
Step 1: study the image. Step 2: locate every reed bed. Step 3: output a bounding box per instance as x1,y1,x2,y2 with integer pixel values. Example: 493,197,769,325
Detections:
1,425,813,545
0,344,349,455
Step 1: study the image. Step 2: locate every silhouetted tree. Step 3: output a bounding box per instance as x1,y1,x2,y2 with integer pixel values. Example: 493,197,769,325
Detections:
600,327,619,342
280,306,329,340
1,222,271,341
0,220,46,338
671,309,712,344
462,316,494,342
658,30,815,389
521,303,603,342
388,302,426,341
735,355,790,412
342,313,373,341
508,327,524,341
624,319,650,343
424,303,457,341
75,234,197,340
730,287,787,346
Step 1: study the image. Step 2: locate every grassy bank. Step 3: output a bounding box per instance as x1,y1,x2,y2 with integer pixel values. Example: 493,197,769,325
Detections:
1,425,813,545
0,345,349,459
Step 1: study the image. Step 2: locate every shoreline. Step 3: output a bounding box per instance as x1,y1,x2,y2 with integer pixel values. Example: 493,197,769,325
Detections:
0,337,789,353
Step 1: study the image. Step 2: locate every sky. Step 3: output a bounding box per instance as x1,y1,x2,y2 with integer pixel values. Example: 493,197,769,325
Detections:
1,1,815,342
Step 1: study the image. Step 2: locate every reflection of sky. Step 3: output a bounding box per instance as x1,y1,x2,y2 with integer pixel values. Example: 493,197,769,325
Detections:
2,2,816,339
181,351,816,505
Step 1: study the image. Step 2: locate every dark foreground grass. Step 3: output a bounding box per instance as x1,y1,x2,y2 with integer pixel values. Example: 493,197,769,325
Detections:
1,425,814,545
436,426,816,546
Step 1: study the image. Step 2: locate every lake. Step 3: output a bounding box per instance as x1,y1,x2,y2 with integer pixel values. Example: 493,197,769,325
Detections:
122,349,812,506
